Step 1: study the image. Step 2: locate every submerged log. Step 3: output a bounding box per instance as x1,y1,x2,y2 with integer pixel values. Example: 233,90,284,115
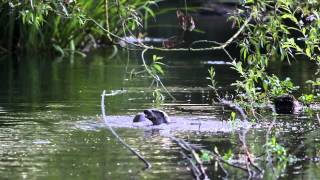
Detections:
274,95,302,114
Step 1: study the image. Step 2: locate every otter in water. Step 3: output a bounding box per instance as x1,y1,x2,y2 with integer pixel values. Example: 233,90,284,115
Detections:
132,113,146,122
274,95,302,114
132,109,170,125
143,109,170,125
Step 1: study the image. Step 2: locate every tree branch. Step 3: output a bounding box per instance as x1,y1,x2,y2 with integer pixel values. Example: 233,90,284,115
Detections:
100,90,152,169
220,99,248,121
87,12,253,52
104,0,112,41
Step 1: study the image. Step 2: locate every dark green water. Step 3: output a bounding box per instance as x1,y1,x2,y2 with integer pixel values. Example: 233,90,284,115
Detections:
0,49,319,179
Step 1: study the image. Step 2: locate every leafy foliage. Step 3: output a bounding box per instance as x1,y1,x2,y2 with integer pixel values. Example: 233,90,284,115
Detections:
265,75,299,98
222,149,234,161
152,88,165,107
208,66,217,90
226,0,320,112
298,94,314,105
151,55,166,75
199,150,213,163
265,136,288,162
0,0,158,54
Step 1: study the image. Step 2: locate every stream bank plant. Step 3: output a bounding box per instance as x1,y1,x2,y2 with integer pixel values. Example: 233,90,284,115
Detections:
0,0,157,55
214,0,320,114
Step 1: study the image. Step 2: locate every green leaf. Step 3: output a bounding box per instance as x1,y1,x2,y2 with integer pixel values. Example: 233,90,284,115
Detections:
152,64,164,75
154,61,167,66
223,149,234,161
200,150,212,162
144,7,155,18
152,55,163,61
230,112,236,121
281,14,298,24
306,47,312,58
52,44,65,56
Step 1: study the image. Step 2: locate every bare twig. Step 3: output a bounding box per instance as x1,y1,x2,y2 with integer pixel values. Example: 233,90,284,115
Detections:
170,136,209,180
104,0,112,41
30,0,34,9
222,48,236,61
210,146,250,173
170,136,259,179
217,161,229,177
238,129,263,177
87,13,253,52
220,99,248,121
100,90,152,169
190,40,222,47
265,118,276,174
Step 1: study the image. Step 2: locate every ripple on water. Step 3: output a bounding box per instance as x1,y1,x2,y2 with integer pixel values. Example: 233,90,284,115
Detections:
1,106,320,179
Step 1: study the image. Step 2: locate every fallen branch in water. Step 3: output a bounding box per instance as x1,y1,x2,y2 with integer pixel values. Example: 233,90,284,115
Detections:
100,90,151,169
220,99,248,121
170,136,209,180
265,118,276,174
238,129,264,178
170,136,259,179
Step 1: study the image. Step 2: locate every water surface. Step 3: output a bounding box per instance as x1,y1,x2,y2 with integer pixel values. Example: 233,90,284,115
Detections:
0,50,319,180
1,3,320,178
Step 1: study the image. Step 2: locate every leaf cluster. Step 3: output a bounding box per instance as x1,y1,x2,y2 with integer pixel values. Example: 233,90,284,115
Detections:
265,136,288,162
226,0,320,111
0,0,159,54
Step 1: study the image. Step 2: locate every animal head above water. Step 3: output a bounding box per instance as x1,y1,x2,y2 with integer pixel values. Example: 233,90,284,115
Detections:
143,109,170,125
144,109,156,120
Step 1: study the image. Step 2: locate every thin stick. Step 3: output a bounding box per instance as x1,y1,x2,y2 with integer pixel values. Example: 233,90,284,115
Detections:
190,40,222,47
220,99,248,121
222,48,235,62
239,129,263,174
217,161,229,178
266,118,276,174
30,0,34,9
170,137,209,179
141,48,176,101
100,90,152,169
86,13,253,52
104,0,112,41
171,136,253,178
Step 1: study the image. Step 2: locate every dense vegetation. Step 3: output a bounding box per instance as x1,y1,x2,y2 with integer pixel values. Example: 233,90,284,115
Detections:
0,0,157,55
226,0,320,114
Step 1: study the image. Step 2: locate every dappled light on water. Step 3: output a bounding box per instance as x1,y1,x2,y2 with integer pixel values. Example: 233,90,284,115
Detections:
0,48,319,179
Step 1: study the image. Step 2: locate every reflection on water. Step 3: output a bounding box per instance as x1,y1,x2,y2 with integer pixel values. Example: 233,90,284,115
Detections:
0,50,319,179
0,110,193,179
